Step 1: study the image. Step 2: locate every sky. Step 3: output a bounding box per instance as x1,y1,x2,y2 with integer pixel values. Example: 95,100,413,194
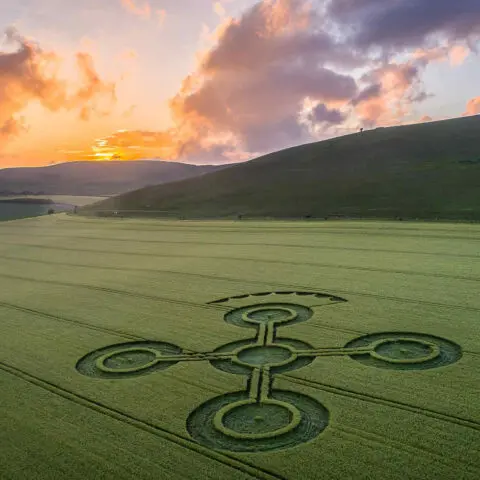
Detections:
0,0,479,168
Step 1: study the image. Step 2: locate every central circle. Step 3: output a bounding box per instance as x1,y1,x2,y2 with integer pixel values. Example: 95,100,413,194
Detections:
245,308,296,324
371,339,440,364
237,345,292,367
222,402,293,436
95,347,162,373
105,349,157,369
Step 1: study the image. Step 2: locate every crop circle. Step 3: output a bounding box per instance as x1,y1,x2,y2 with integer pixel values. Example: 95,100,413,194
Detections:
224,303,313,329
236,345,294,368
213,399,301,440
210,338,315,375
76,341,182,378
187,390,329,452
345,332,462,370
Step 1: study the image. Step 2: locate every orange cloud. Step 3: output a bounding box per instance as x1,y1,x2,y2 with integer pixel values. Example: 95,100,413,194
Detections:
80,129,180,162
83,0,357,162
351,38,470,128
213,2,226,17
464,97,480,116
122,105,137,118
121,0,151,19
81,0,477,164
449,45,469,66
0,27,116,149
262,0,311,37
354,62,426,127
412,42,471,67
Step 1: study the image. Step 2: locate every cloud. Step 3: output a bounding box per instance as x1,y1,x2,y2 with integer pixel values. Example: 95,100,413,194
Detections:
412,42,472,67
122,105,137,118
168,0,359,155
350,39,472,127
173,0,478,154
0,27,116,148
213,2,226,17
449,45,470,66
72,53,117,120
92,0,479,163
120,0,166,26
0,118,27,148
351,84,382,106
308,104,346,125
121,0,151,19
353,61,429,126
464,97,480,116
329,0,480,52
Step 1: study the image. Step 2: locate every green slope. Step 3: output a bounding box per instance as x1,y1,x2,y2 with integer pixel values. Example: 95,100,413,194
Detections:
81,115,480,220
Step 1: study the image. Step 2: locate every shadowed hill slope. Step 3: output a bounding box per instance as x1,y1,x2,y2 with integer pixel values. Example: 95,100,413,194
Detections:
81,115,480,220
0,161,224,196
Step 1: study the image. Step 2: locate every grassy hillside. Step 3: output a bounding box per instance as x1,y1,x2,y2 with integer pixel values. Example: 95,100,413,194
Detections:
82,115,480,220
0,160,224,196
0,214,479,478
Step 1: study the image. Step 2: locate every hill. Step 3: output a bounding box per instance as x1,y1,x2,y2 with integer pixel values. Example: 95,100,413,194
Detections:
81,115,480,220
0,161,224,196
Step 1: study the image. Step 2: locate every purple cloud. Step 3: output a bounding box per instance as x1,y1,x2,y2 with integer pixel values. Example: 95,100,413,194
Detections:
308,104,346,125
330,0,480,51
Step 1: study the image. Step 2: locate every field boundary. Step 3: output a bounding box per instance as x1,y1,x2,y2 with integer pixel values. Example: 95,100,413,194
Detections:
0,361,285,480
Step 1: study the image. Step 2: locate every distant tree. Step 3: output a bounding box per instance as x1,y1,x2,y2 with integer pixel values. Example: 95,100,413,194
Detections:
360,128,364,133
47,208,55,215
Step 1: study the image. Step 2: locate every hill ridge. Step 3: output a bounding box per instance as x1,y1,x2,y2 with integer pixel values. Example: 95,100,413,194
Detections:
81,115,480,220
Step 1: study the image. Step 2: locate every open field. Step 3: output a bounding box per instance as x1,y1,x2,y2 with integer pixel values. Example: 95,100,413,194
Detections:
1,214,479,479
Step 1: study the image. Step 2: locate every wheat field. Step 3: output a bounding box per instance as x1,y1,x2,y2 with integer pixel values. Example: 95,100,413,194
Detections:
0,214,479,479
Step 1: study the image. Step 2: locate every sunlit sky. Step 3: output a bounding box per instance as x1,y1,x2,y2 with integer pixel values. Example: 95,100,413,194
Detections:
0,0,479,167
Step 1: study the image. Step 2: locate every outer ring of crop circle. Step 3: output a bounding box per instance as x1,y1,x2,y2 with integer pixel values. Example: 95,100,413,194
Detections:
344,332,462,370
76,341,183,378
187,389,329,452
224,303,313,329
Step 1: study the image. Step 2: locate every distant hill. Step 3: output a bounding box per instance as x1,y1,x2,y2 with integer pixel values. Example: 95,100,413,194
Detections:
81,115,480,220
0,161,224,196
